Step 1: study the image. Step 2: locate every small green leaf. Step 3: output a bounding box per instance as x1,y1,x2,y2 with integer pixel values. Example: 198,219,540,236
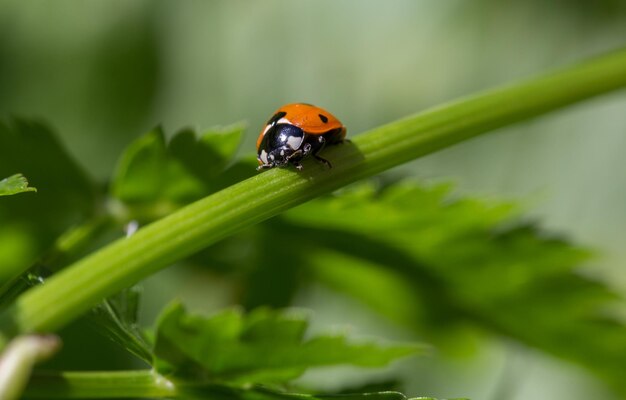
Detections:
169,124,245,182
88,287,152,364
152,302,423,384
111,125,247,221
111,127,206,207
0,174,36,196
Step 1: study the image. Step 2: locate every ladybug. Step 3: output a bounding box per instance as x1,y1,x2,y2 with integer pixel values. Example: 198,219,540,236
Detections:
256,103,347,170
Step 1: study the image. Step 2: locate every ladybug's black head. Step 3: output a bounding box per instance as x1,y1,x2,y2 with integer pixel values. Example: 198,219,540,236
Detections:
257,124,306,169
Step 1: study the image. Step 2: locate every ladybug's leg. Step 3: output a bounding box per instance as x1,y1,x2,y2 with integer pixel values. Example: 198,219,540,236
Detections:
301,143,312,156
311,136,332,168
256,163,273,171
286,143,310,170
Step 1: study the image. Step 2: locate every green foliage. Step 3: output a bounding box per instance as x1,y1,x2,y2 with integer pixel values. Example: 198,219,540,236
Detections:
24,370,460,400
110,124,252,221
153,301,422,384
112,127,204,208
283,183,624,391
198,181,626,392
0,119,96,286
175,384,462,400
88,287,152,364
168,124,245,181
0,174,36,196
0,118,96,226
0,173,38,289
2,48,626,399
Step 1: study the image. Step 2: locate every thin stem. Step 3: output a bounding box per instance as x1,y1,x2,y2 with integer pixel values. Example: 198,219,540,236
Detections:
23,370,175,399
1,47,626,341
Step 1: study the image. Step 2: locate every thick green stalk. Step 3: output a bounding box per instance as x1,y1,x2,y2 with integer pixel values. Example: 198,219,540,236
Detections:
1,47,626,340
23,370,175,399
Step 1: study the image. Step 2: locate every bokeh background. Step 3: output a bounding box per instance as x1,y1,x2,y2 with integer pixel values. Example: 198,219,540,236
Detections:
1,1,626,399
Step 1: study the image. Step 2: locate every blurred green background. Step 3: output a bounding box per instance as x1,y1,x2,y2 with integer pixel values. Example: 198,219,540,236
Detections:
1,1,626,399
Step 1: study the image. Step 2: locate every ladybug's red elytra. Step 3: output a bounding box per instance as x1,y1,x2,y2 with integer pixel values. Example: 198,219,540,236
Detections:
256,103,347,170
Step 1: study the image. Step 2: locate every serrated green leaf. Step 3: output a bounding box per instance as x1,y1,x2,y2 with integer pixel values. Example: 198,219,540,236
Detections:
0,174,36,196
152,301,423,384
88,286,152,364
274,182,626,393
175,179,626,393
241,307,308,344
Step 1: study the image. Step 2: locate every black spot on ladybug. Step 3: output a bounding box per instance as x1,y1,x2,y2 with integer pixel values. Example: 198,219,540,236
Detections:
318,114,329,123
267,111,287,125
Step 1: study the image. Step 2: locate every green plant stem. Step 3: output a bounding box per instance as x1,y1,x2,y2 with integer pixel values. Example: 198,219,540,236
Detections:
24,370,412,399
1,47,626,342
0,335,61,400
0,216,114,309
23,370,175,399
